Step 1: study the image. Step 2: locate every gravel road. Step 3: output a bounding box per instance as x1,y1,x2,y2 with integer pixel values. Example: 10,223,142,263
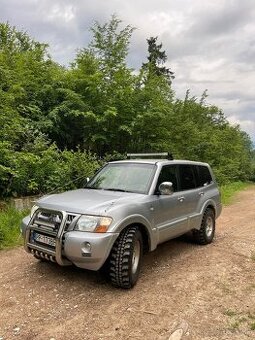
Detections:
0,187,255,340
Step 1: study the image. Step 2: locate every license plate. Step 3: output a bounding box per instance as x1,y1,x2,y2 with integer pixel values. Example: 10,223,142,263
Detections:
33,232,56,247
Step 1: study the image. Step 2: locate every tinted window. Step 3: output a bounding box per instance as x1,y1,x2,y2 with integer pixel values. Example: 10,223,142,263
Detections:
196,165,212,187
156,165,178,192
179,165,196,190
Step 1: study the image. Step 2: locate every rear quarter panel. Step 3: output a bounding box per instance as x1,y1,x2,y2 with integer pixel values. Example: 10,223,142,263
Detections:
189,182,221,230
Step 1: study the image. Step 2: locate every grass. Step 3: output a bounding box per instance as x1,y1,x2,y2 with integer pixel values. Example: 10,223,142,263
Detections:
0,205,28,250
220,181,252,205
229,321,240,331
224,309,238,317
223,309,255,333
247,312,255,320
250,322,255,330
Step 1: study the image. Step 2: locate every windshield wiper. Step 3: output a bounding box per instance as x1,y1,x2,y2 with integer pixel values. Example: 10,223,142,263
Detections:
85,187,132,193
105,188,129,192
84,187,102,190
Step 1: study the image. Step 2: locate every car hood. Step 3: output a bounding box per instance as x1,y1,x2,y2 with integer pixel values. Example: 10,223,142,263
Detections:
37,188,144,215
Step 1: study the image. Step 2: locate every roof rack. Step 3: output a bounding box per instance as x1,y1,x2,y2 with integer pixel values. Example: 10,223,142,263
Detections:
126,152,173,160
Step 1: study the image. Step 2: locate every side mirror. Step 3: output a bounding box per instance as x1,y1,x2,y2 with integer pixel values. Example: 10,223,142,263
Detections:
158,182,174,195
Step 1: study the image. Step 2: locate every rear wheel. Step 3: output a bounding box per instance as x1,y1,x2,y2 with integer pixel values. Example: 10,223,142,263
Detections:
108,226,143,289
193,208,215,245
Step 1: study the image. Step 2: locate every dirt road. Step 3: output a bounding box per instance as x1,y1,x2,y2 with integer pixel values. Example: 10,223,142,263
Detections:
0,187,255,340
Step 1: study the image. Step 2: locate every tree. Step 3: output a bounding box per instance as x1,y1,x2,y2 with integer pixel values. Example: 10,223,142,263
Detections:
0,19,254,199
89,14,135,78
71,15,137,155
142,36,174,84
0,22,61,151
130,36,175,152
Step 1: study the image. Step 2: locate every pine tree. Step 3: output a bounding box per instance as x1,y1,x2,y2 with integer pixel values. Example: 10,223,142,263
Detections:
142,36,174,84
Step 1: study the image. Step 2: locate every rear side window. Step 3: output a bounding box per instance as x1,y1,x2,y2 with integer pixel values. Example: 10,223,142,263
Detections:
196,165,213,187
179,165,196,190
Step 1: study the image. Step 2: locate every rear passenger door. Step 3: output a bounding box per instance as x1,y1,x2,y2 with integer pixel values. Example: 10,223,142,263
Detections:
189,165,214,228
178,164,214,230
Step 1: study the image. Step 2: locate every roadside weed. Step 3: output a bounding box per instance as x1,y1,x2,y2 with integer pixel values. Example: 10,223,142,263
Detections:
0,205,28,250
250,322,255,330
223,309,255,333
223,309,237,317
220,182,251,205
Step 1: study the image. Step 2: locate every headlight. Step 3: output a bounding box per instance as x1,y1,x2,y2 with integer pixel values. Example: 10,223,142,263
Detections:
74,215,112,233
30,205,39,218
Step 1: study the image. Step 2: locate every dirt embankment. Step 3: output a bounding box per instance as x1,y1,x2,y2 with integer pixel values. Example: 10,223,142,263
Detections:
0,187,255,340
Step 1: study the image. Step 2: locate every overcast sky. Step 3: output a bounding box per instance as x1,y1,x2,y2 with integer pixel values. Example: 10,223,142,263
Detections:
1,0,255,142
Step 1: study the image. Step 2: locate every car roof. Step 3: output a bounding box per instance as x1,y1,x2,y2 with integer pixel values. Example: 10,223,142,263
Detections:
110,159,210,167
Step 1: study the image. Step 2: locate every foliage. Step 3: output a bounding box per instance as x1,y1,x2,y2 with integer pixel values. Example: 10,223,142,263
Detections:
220,182,252,205
142,36,174,84
0,205,27,249
0,144,101,197
0,18,254,198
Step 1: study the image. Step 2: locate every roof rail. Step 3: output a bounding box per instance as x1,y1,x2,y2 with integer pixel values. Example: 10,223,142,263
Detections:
126,152,173,160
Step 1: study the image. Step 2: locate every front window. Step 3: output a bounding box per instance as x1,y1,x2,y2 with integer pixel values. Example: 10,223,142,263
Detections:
86,163,156,194
156,165,178,192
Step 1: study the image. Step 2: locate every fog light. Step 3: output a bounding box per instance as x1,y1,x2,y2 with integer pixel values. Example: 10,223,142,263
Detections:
82,242,91,252
81,242,92,257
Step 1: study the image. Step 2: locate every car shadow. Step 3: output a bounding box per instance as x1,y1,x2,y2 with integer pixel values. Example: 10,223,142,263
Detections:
29,234,196,292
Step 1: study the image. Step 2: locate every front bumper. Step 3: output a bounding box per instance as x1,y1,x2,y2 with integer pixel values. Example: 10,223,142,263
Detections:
21,215,119,271
64,231,119,270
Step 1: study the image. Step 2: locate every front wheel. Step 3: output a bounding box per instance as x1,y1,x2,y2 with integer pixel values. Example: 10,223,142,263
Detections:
108,226,143,289
193,208,215,245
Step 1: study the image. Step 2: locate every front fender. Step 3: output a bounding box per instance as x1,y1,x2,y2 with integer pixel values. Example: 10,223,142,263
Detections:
113,214,157,251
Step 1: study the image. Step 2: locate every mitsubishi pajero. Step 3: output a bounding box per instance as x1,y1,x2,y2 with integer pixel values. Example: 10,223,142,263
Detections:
21,153,222,288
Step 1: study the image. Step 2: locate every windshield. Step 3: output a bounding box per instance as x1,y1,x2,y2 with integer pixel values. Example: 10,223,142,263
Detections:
86,163,156,194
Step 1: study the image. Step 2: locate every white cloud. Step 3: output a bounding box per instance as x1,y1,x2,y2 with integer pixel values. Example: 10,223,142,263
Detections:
46,4,75,23
228,116,255,141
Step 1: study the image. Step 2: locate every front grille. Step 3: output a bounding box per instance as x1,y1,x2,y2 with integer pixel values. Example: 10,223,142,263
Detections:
33,210,62,236
27,209,80,259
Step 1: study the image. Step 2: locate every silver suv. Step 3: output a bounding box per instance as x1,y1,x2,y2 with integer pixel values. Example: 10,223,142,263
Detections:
21,154,222,288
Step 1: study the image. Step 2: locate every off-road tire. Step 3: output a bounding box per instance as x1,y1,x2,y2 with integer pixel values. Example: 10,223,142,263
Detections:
108,226,143,289
193,208,215,245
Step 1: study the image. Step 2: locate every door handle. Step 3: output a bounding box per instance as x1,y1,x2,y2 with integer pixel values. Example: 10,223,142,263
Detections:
178,196,185,202
199,192,204,196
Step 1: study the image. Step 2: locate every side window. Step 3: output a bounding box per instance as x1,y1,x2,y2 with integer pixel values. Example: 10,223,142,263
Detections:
179,165,196,190
196,165,213,187
156,165,178,192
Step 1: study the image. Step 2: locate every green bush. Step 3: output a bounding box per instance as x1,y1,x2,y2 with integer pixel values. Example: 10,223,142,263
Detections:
0,144,101,198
